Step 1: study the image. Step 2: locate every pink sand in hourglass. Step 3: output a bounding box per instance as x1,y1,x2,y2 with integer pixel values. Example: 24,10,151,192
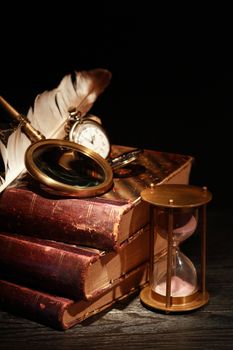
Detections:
155,276,196,297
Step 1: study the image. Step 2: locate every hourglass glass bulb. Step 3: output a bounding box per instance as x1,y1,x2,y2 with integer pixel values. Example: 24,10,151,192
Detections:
173,212,197,243
155,209,197,241
153,249,197,297
152,208,198,297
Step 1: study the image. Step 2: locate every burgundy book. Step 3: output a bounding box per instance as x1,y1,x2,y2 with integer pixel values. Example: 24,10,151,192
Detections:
0,145,193,250
0,263,148,330
0,226,149,299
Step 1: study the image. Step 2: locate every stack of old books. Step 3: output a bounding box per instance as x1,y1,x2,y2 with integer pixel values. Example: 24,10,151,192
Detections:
0,145,193,330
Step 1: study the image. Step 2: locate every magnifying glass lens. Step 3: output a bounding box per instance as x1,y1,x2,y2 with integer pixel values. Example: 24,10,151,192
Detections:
25,140,113,197
33,146,105,187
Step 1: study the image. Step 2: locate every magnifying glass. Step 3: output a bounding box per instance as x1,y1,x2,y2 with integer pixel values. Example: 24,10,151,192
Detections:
0,95,113,197
25,139,114,197
0,96,143,197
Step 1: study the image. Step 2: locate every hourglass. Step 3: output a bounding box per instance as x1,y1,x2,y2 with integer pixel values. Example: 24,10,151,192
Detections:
140,184,212,312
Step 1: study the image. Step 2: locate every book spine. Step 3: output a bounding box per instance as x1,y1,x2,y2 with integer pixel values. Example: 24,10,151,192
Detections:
0,187,129,250
0,227,149,300
0,278,72,330
0,263,149,330
0,232,98,299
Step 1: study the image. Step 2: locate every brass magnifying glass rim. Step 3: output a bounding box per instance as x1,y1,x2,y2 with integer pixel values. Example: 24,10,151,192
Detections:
25,139,113,198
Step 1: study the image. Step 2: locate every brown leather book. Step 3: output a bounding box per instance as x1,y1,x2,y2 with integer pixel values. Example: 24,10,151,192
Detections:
0,226,149,300
0,145,193,250
0,263,148,330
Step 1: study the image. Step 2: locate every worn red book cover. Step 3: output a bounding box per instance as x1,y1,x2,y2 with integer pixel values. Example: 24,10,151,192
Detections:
0,145,193,250
0,226,149,299
0,263,148,330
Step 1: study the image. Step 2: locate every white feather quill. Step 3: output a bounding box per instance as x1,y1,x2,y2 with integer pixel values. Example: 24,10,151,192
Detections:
0,68,112,192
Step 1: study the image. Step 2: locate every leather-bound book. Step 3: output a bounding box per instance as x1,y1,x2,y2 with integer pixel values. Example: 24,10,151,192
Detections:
0,145,193,250
0,263,148,330
0,226,149,299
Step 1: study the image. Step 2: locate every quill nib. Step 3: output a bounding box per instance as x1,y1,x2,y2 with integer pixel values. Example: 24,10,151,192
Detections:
0,95,45,143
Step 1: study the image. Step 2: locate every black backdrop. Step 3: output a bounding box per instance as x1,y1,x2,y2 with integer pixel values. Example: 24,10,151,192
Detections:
0,16,231,208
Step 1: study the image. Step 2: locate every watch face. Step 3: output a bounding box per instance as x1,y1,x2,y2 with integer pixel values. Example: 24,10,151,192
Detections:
69,120,110,159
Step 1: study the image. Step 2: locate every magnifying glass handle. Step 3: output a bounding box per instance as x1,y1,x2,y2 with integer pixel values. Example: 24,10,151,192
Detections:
0,95,45,143
109,148,144,170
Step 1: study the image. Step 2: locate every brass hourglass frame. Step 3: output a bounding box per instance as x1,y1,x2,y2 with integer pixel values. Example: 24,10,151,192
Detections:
140,184,212,313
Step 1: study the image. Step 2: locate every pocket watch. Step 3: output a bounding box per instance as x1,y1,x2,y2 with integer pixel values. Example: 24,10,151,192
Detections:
68,108,110,159
67,107,143,170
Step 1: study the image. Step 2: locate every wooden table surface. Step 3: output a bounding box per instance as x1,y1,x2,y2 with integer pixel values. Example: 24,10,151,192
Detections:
0,207,232,350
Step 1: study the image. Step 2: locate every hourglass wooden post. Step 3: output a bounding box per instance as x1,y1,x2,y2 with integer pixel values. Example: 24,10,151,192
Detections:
140,184,212,312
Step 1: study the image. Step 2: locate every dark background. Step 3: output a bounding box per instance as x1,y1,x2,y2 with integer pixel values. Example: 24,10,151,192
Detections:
0,15,233,349
0,15,232,209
